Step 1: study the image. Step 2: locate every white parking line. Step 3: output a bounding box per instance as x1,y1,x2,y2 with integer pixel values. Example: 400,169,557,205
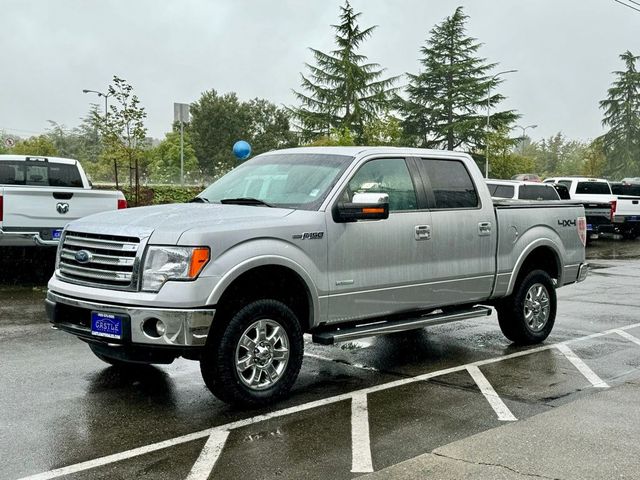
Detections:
185,430,230,480
17,321,640,480
350,393,374,473
466,366,517,421
556,343,609,388
613,329,640,347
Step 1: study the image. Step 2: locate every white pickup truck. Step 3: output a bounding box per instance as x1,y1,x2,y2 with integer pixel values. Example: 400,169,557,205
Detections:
545,176,640,239
0,155,127,246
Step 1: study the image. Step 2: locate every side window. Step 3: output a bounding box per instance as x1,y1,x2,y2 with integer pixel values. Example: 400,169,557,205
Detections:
494,185,515,198
421,159,479,209
346,158,417,212
558,180,572,190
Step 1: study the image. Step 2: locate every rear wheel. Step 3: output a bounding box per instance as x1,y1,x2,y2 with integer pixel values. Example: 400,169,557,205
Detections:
497,270,556,344
200,299,304,407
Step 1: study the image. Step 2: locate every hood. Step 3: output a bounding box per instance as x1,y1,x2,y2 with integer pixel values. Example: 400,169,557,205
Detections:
66,203,295,244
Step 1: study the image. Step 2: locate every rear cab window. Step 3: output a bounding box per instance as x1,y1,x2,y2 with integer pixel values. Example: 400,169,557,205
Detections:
575,181,611,195
0,160,83,187
519,185,560,200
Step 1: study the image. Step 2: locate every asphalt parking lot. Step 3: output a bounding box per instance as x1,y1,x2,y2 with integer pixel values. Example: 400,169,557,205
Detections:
2,240,640,480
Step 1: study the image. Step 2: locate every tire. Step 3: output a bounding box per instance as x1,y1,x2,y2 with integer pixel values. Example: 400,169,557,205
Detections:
497,269,557,345
200,299,304,407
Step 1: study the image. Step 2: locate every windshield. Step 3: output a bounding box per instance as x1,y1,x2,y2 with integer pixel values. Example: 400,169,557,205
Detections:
198,153,353,210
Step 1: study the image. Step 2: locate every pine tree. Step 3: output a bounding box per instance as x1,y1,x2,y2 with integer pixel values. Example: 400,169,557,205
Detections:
401,7,517,151
292,1,398,142
600,51,640,176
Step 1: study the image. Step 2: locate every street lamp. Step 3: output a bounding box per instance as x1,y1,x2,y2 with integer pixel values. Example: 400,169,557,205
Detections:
515,124,537,154
82,89,112,118
485,69,517,178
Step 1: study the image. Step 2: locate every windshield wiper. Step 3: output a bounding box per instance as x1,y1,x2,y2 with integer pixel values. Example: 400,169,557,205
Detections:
220,197,273,207
189,197,210,203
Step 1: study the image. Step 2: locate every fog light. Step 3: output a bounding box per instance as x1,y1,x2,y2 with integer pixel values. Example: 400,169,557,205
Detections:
155,319,166,336
142,318,166,338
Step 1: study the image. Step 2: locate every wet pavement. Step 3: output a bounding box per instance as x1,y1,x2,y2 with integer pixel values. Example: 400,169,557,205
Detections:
1,239,640,480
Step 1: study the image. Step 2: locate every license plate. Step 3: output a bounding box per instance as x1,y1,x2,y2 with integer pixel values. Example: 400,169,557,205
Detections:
52,229,62,240
587,224,593,231
91,312,123,339
628,216,639,222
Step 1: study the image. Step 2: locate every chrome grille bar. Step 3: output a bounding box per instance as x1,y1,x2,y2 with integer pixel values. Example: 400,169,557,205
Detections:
59,264,133,282
58,231,142,290
60,249,136,267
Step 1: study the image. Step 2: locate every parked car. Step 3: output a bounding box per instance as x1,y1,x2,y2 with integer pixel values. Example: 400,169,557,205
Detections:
610,182,640,238
544,177,614,238
486,179,560,200
0,155,127,246
46,147,588,406
545,176,640,239
511,173,541,182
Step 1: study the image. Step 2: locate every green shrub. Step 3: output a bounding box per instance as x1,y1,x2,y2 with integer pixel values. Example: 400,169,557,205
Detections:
94,184,205,206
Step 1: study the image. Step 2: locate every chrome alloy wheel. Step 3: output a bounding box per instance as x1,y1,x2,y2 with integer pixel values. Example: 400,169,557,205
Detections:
524,283,550,332
235,319,290,390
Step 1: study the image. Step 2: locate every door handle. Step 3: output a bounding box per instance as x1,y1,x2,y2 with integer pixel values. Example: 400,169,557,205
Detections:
415,225,431,240
478,222,492,236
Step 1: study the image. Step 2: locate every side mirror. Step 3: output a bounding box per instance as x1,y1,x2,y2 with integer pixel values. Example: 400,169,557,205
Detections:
333,192,389,223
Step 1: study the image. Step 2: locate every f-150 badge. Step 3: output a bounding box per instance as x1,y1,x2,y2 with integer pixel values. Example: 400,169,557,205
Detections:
292,232,324,240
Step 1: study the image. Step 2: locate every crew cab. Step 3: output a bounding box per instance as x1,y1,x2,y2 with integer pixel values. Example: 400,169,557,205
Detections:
46,147,588,406
0,155,126,246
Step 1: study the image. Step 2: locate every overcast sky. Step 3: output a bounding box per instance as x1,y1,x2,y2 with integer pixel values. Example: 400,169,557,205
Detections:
1,0,638,144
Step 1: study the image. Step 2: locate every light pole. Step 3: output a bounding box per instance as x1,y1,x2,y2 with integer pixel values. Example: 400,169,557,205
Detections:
83,88,116,188
515,124,537,154
485,69,517,178
82,89,112,118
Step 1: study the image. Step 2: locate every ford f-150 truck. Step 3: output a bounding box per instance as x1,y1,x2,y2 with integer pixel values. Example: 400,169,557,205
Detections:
0,155,127,246
46,147,588,406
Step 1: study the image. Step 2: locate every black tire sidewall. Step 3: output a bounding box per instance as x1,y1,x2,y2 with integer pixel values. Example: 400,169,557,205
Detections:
499,269,557,344
201,299,304,407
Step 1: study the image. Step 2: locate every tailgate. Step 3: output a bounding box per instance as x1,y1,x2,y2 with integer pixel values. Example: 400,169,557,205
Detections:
1,188,119,229
614,196,640,218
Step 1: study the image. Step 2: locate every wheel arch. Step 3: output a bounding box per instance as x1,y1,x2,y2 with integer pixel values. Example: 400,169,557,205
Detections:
207,257,318,332
506,240,562,296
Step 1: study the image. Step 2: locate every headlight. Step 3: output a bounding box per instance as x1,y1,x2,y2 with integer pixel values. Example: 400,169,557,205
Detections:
141,246,210,292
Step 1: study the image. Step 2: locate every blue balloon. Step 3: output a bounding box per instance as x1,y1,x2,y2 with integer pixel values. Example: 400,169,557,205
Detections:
232,140,251,160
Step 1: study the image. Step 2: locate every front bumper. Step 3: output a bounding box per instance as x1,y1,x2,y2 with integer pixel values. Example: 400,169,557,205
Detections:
46,290,215,347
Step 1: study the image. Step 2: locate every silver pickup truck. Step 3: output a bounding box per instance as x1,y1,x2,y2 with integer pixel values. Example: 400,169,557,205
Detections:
46,147,588,406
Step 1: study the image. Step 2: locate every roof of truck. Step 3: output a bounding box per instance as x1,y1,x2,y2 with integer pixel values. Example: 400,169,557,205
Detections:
261,146,471,158
0,154,77,165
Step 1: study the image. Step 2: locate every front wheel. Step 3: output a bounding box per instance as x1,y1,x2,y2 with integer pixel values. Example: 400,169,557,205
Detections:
200,299,304,407
497,270,557,344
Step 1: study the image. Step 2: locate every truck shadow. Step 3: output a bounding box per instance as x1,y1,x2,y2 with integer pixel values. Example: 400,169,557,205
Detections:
0,247,56,285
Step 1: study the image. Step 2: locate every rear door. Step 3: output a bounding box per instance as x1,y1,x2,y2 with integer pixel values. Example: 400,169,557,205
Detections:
415,157,496,304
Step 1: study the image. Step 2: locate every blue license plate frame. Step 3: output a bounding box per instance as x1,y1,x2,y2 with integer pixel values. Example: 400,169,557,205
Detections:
52,229,63,240
91,312,124,340
587,224,593,231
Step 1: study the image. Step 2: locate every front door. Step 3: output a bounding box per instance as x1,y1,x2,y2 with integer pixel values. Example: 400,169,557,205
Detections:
326,157,433,323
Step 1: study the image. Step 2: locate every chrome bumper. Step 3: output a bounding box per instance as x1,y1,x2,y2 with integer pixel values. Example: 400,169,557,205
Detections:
577,263,589,283
46,290,215,347
0,228,60,246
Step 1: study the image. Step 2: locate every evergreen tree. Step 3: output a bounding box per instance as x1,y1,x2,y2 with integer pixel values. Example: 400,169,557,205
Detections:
401,7,517,151
599,50,640,176
292,1,398,142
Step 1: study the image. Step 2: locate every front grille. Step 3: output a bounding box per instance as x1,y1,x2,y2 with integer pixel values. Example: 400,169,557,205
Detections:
58,231,141,289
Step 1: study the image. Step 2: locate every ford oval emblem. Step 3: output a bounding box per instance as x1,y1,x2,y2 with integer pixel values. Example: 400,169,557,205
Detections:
74,250,93,264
